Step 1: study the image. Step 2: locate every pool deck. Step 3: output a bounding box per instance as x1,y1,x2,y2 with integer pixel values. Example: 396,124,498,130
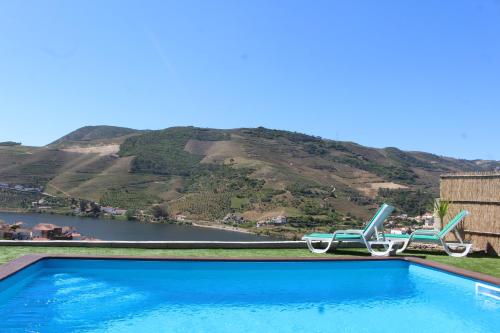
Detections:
1,254,499,286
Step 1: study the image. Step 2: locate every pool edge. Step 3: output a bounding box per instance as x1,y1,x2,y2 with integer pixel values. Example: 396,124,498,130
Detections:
1,254,499,286
0,254,47,281
403,257,500,286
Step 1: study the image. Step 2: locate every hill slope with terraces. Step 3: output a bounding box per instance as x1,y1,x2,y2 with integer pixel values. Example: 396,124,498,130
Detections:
1,126,498,224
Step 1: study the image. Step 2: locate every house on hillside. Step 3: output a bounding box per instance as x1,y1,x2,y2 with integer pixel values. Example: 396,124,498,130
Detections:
421,212,435,229
33,223,57,239
222,213,246,224
15,228,32,240
32,198,47,208
101,206,126,216
258,215,288,226
389,227,411,235
276,215,287,224
71,232,83,240
33,223,74,240
0,221,10,239
0,222,32,240
271,215,287,224
115,209,127,215
101,206,115,214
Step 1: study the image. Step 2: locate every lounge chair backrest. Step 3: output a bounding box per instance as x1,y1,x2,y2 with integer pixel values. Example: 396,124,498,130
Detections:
363,203,395,239
438,210,469,238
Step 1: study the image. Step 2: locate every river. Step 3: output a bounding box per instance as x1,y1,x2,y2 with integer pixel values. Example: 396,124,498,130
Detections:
0,211,268,241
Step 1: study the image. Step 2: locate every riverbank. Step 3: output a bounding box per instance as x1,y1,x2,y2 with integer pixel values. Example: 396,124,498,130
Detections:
0,211,268,241
191,221,256,235
0,208,31,214
0,208,123,220
0,209,264,237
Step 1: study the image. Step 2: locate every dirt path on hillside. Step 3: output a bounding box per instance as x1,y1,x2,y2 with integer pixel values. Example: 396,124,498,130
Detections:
61,145,120,156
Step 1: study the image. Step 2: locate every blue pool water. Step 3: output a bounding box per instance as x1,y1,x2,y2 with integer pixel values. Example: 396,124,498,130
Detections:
0,259,498,333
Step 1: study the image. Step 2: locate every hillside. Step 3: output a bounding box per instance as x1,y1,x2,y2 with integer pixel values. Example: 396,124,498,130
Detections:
1,126,499,227
49,125,141,147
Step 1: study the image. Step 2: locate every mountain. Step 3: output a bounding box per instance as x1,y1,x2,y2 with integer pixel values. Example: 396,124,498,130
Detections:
1,126,499,224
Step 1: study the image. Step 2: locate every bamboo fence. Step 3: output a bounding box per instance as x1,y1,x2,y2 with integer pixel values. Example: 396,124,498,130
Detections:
440,172,500,255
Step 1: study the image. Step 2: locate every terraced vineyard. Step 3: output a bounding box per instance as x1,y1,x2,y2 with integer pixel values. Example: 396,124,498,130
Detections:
169,192,234,220
1,125,499,227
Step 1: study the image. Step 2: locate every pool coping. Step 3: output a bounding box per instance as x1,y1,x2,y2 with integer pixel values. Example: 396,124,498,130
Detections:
1,254,499,286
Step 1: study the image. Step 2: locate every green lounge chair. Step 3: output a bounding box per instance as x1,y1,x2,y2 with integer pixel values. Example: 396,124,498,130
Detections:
302,203,406,256
385,210,472,257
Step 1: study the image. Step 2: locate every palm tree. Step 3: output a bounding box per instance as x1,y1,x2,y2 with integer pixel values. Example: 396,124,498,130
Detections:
434,199,450,229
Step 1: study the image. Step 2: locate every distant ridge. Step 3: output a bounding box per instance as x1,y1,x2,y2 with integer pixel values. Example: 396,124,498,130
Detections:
50,125,140,146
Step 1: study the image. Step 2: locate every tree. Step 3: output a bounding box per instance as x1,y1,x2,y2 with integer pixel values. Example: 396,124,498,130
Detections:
434,199,449,229
126,209,137,221
151,205,169,220
79,200,88,213
90,202,101,216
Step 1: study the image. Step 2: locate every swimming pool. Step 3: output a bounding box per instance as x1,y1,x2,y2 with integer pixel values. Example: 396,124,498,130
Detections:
0,257,498,332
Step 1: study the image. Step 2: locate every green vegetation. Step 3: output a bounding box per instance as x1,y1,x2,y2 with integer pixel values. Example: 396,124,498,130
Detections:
151,205,169,219
0,148,73,185
0,246,498,277
384,147,436,170
119,127,229,176
167,165,343,224
242,127,322,143
0,189,70,210
338,156,418,184
50,125,139,145
172,192,233,220
377,188,434,215
0,189,40,209
286,180,322,196
231,197,249,209
100,188,158,210
0,141,21,146
170,167,264,219
434,199,450,229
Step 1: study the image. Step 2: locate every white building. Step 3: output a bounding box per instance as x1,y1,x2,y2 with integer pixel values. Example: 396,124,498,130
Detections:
421,212,435,228
389,228,404,235
272,215,287,224
101,206,127,215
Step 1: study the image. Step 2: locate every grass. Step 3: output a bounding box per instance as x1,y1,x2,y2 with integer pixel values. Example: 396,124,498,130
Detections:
231,197,249,209
1,246,498,277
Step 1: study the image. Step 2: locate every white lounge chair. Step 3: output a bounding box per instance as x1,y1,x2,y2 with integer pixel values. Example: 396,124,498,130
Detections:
302,203,406,256
385,210,472,257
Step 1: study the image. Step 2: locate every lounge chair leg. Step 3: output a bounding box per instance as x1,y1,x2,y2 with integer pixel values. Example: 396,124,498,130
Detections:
306,239,333,254
395,239,410,254
367,241,396,257
442,242,472,257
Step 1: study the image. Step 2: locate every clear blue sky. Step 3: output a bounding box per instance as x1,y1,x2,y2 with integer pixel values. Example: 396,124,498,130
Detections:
1,0,499,160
